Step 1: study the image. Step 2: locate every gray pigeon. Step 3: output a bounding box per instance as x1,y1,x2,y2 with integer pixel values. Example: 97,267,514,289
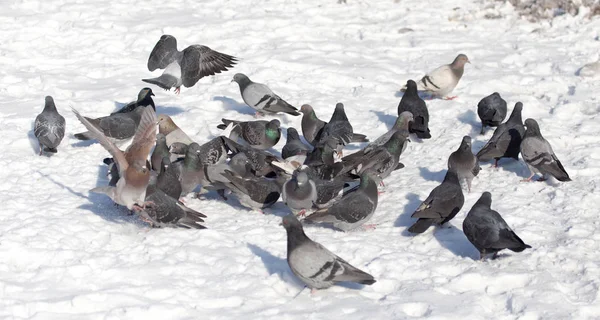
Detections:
402,54,470,99
463,192,531,260
282,171,318,216
363,111,413,154
281,127,311,161
520,118,570,182
177,142,205,196
222,137,279,177
305,172,378,231
397,80,431,139
299,104,368,146
111,88,156,115
320,103,354,156
151,133,170,171
140,184,207,229
221,168,282,210
299,165,351,209
408,170,464,234
156,158,183,200
217,118,281,150
477,92,507,135
476,102,525,167
304,137,344,180
143,35,237,94
231,73,300,116
282,214,376,290
169,142,189,156
34,96,66,155
448,136,480,192
74,105,147,142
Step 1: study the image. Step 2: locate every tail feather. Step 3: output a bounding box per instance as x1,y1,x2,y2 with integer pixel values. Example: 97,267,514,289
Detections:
351,133,369,143
304,209,334,223
335,262,376,285
407,218,434,234
541,160,571,182
44,147,58,153
142,74,177,90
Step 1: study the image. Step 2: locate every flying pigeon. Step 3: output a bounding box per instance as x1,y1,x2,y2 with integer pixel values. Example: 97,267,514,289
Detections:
477,92,507,135
299,104,368,146
143,35,237,94
34,96,65,155
140,184,207,229
402,54,470,99
397,80,431,139
72,106,157,210
520,118,571,182
304,172,378,231
282,214,376,290
281,127,311,161
111,88,156,115
448,136,480,192
282,171,318,216
408,170,464,233
157,114,194,146
231,73,300,116
217,118,281,150
476,102,525,167
463,192,531,260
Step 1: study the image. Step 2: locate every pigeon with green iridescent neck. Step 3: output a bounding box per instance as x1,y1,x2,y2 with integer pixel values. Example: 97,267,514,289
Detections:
217,118,281,150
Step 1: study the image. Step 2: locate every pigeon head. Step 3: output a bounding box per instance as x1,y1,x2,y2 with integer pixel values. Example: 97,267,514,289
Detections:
157,115,178,135
459,136,472,151
230,153,250,177
286,127,301,142
295,171,309,186
524,118,542,136
281,213,303,231
335,102,344,111
183,142,203,169
138,87,155,101
508,102,524,124
300,104,318,120
232,73,250,85
452,54,470,68
474,191,493,208
169,142,188,155
266,120,281,140
156,133,166,143
396,111,414,130
44,96,57,112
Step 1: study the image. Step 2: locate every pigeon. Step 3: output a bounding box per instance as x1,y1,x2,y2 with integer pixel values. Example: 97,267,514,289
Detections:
282,214,376,290
463,192,531,260
156,158,183,200
169,142,189,156
143,35,237,94
448,136,480,192
221,168,282,210
140,184,206,229
282,171,318,216
72,106,157,210
222,137,278,177
304,137,344,180
34,96,66,155
74,105,148,142
477,92,507,135
402,54,470,99
362,111,413,154
408,170,464,233
177,142,206,196
520,118,571,182
304,172,378,231
103,157,121,187
299,104,368,146
397,80,431,139
111,88,156,115
281,127,311,161
217,118,281,150
320,103,355,156
231,73,300,116
476,102,525,167
157,114,194,147
151,133,170,171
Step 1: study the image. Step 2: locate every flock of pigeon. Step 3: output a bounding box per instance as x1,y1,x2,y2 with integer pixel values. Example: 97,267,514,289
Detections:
32,35,571,292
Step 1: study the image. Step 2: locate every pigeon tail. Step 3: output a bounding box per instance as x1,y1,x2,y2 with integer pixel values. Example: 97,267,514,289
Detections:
541,160,571,182
74,132,92,140
351,133,369,143
408,218,434,233
414,130,432,139
44,147,58,153
142,74,179,91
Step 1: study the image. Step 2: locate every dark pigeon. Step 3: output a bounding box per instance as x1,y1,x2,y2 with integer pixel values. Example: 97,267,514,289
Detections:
282,127,311,160
34,96,65,155
300,104,368,147
520,118,571,182
477,92,507,135
217,118,281,150
398,80,431,139
476,102,525,167
221,168,282,210
73,105,147,142
151,133,170,171
140,184,206,229
111,88,155,115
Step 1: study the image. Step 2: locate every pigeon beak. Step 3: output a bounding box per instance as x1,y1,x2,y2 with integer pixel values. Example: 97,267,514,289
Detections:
230,79,235,83
151,92,155,96
467,59,471,64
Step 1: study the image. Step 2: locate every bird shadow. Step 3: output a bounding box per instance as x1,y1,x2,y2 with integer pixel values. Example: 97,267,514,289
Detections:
247,243,301,285
457,110,481,136
213,96,255,116
419,167,446,182
370,110,397,130
497,158,528,179
433,224,478,259
71,138,97,148
395,192,421,228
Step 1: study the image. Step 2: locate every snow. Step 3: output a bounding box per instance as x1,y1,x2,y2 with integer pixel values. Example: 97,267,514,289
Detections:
1,0,600,319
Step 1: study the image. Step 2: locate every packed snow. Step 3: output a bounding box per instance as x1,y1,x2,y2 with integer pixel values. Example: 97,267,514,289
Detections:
1,0,600,319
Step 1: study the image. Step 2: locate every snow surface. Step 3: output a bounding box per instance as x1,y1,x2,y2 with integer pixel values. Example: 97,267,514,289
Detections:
1,0,600,319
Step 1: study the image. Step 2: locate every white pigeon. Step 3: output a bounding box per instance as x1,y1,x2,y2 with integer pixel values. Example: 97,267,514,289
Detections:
402,53,470,100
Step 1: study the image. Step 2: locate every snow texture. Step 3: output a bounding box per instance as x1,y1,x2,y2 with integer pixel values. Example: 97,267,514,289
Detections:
1,0,600,319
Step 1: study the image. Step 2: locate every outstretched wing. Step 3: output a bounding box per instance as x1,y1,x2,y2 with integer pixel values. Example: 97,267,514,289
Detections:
148,35,179,71
180,45,237,87
126,106,158,164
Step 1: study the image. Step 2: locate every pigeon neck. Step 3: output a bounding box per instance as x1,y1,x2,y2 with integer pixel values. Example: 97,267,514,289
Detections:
331,108,348,122
237,77,251,90
508,108,523,125
474,196,492,208
443,170,460,185
266,126,280,140
184,152,202,170
287,130,300,143
44,100,57,113
286,226,309,252
451,66,464,79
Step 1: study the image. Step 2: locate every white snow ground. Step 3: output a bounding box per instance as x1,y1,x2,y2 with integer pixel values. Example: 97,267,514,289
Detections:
1,0,600,319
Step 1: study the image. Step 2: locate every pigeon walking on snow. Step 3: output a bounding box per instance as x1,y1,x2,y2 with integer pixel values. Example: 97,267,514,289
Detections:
217,118,281,150
73,106,157,211
463,192,531,260
299,104,368,146
448,136,480,192
140,184,207,229
34,96,65,155
520,118,571,182
282,214,376,291
304,172,378,231
282,171,318,217
408,170,464,234
477,92,507,135
402,54,470,99
143,35,237,94
476,102,525,167
231,73,300,116
320,103,355,156
111,88,156,115
398,80,431,139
